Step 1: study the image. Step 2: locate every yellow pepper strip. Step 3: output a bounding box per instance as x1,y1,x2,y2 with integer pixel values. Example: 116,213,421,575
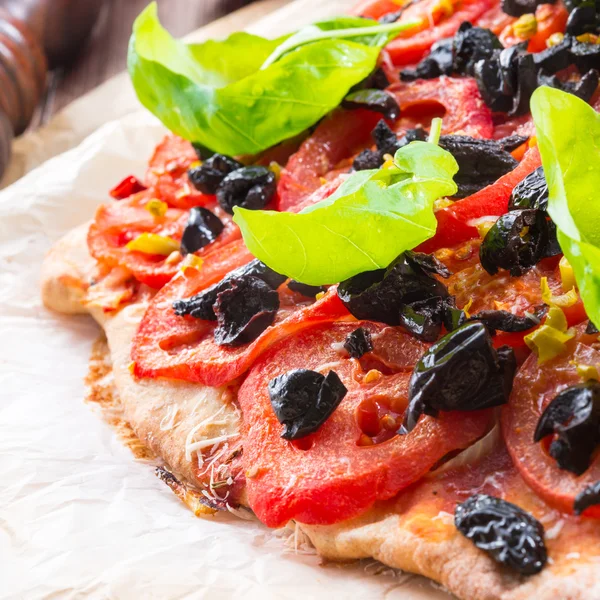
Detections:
145,198,168,218
575,363,600,381
268,161,282,181
126,233,180,256
179,253,204,273
461,298,474,318
546,32,564,48
540,276,578,308
524,306,575,363
513,14,538,39
559,256,576,292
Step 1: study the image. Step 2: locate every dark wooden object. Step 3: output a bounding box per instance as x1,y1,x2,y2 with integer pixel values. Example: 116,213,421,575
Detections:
0,0,106,178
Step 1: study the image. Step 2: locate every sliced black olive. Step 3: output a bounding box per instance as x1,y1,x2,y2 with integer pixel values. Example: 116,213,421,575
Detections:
497,134,528,153
533,34,572,73
353,149,384,171
566,6,599,37
372,119,401,154
574,481,600,515
399,297,444,342
269,369,347,440
586,320,600,334
358,67,390,91
473,52,514,113
400,38,454,81
480,209,549,277
405,250,451,278
534,381,600,475
570,39,600,73
343,327,373,359
342,89,400,121
469,306,547,334
337,252,449,326
509,166,548,211
453,23,503,76
455,494,547,575
401,322,516,433
538,67,600,103
216,166,276,214
439,135,518,198
542,219,562,258
378,9,403,23
501,0,555,17
287,280,326,298
510,52,538,116
442,296,467,332
180,207,224,255
213,276,279,346
173,259,286,320
191,142,214,161
188,154,242,194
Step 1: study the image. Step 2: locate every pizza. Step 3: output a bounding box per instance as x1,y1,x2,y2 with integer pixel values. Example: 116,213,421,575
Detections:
40,1,600,598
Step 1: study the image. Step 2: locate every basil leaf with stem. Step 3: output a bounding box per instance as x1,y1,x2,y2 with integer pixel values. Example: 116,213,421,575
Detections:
531,86,600,328
128,4,418,157
233,137,458,286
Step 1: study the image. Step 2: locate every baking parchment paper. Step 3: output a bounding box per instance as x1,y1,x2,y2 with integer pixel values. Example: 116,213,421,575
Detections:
0,1,452,598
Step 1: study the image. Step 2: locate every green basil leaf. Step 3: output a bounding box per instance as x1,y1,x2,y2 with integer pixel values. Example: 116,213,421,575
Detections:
128,3,415,156
531,86,600,327
232,141,458,285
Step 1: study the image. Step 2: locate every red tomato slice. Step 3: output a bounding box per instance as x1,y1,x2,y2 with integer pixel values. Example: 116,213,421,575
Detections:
239,320,492,527
502,326,600,517
420,146,541,252
277,108,382,212
390,77,494,138
500,4,568,53
145,135,215,209
436,239,587,348
384,0,499,66
88,189,239,289
476,4,515,35
131,248,349,386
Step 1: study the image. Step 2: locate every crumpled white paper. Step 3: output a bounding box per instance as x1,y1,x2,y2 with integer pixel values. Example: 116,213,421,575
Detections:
0,1,452,597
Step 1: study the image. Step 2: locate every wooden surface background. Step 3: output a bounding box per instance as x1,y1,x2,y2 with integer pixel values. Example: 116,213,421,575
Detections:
45,0,257,120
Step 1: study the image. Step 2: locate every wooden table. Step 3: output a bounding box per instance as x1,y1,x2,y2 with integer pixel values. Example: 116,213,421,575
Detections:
44,0,257,120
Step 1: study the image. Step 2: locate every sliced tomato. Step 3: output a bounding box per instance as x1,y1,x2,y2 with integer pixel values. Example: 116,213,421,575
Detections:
384,0,498,66
436,238,586,348
502,326,600,517
391,77,494,138
145,135,215,209
493,113,535,140
88,189,239,289
476,4,515,35
349,0,403,19
420,146,541,252
277,108,382,212
239,320,492,527
500,4,568,53
131,250,349,385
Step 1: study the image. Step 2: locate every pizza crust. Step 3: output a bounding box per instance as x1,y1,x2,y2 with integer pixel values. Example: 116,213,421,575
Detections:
41,229,600,600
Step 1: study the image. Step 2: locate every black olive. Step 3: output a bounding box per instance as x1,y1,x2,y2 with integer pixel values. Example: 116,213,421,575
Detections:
353,149,384,171
191,142,214,161
399,297,445,342
497,134,528,153
378,9,403,23
173,259,286,320
358,67,390,91
566,6,599,37
542,219,562,258
570,39,600,73
405,250,451,278
534,381,600,475
480,209,549,277
455,494,547,575
564,69,600,103
337,252,449,326
343,327,373,359
574,481,600,515
400,38,454,81
342,89,400,121
509,52,538,116
180,207,224,255
468,306,547,335
453,23,503,76
473,52,514,113
287,280,326,297
372,119,401,155
269,369,347,440
533,35,573,74
508,166,548,211
586,320,600,334
188,154,242,195
213,276,279,346
216,166,276,214
501,0,555,17
401,322,516,433
438,135,518,198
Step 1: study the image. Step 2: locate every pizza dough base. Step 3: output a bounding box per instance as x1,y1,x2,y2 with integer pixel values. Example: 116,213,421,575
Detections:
40,227,600,600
